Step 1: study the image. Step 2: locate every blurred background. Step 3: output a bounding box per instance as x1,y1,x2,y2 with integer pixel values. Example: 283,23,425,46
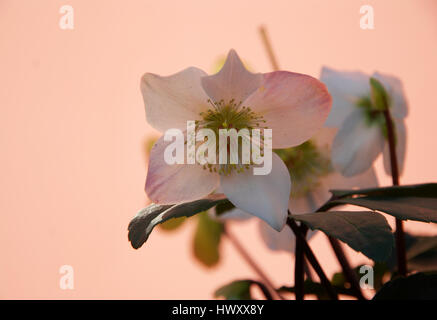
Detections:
0,0,436,299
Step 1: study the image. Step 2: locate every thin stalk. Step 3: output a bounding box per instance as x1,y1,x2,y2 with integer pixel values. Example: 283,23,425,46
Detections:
294,226,306,300
328,236,366,300
223,226,285,300
287,216,338,300
259,26,280,71
383,109,407,276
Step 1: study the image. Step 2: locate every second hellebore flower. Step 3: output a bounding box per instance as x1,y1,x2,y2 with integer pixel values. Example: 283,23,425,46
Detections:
321,67,408,177
141,50,331,231
214,127,378,253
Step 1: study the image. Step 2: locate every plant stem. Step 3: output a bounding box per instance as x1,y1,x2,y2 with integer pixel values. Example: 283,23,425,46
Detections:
259,26,280,71
258,24,360,298
223,226,285,300
294,226,306,300
328,236,366,300
287,216,338,300
383,109,407,276
315,198,367,300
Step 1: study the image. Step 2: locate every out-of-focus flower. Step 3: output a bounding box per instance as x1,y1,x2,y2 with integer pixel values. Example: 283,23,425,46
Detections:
320,67,408,177
215,128,378,252
141,50,331,231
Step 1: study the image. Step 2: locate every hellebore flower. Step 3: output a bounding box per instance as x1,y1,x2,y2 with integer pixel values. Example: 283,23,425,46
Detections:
215,128,378,252
141,50,331,231
320,67,408,177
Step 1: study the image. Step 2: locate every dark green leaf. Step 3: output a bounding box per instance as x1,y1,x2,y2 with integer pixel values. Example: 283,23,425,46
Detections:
291,211,394,261
193,212,224,267
215,201,235,216
406,235,437,272
330,183,437,199
330,197,437,223
373,272,437,300
128,194,228,249
408,235,437,259
327,184,437,224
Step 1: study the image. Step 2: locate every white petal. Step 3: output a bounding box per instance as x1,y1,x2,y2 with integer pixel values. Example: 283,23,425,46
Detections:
141,67,209,132
331,109,385,177
244,71,332,148
372,72,408,119
258,220,317,253
211,207,253,222
201,49,263,103
324,166,379,192
320,67,370,128
145,135,220,204
289,183,331,214
219,153,291,231
258,221,295,252
383,118,407,176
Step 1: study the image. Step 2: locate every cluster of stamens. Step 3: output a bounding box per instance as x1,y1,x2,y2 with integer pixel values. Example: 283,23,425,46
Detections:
194,99,268,176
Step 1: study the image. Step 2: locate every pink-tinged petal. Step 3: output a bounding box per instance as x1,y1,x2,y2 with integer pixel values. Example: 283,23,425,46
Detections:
372,72,408,119
201,49,263,104
219,153,291,231
244,71,332,149
145,135,219,204
331,109,385,177
383,118,407,176
141,67,209,132
320,67,370,128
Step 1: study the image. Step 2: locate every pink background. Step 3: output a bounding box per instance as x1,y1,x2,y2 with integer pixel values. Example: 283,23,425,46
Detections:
1,0,436,299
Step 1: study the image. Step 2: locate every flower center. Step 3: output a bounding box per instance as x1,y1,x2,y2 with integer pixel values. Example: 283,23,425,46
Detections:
196,99,266,134
275,140,333,197
195,99,267,176
356,96,388,138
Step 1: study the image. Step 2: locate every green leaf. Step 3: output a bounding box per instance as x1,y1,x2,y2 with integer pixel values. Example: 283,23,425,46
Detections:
328,183,437,223
159,216,186,231
193,212,224,267
215,280,272,300
373,272,437,300
291,211,394,261
128,194,228,249
215,280,253,300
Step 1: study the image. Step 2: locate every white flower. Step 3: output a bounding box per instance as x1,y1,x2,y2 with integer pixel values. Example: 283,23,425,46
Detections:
320,67,408,177
215,128,379,252
141,50,331,231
